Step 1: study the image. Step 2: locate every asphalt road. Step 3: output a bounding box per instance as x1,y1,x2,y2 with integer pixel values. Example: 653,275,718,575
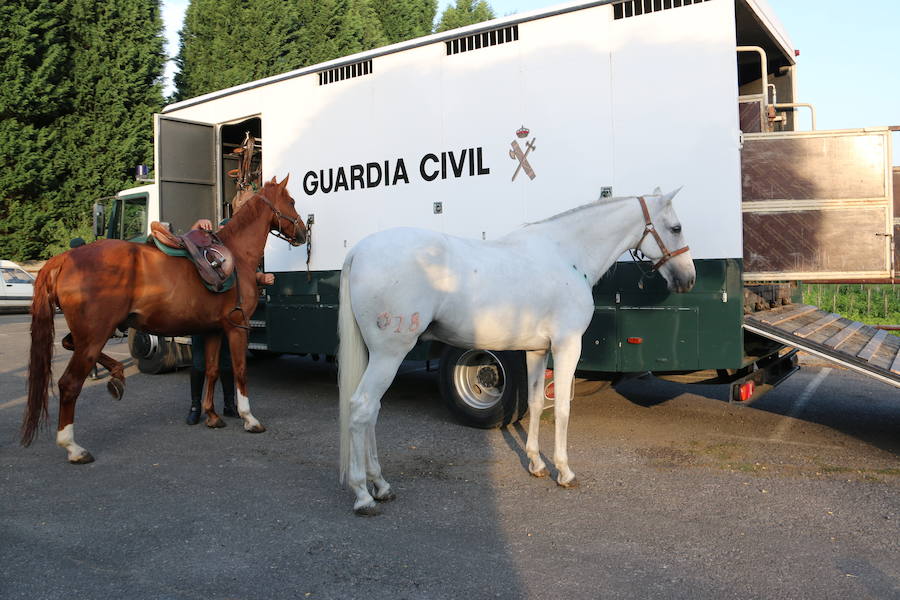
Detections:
1,313,898,599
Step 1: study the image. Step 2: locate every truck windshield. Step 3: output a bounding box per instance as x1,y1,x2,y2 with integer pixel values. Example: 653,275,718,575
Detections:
106,194,148,240
121,198,147,240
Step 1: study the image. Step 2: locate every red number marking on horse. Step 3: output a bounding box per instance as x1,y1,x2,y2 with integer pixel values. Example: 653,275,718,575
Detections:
376,312,391,330
393,315,404,333
409,312,420,333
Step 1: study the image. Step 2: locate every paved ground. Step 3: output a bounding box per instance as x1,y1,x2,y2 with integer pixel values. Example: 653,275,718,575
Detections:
1,313,898,599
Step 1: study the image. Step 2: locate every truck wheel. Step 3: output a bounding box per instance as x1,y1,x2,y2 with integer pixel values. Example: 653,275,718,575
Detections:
128,328,178,374
438,346,527,428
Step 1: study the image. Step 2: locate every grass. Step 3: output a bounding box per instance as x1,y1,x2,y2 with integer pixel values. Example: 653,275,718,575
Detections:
802,284,900,335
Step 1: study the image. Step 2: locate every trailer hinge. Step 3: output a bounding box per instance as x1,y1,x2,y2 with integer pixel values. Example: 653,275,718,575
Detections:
615,292,621,304
722,291,728,303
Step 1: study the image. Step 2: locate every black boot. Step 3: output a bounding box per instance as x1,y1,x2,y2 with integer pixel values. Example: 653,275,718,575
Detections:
221,369,238,418
186,369,204,425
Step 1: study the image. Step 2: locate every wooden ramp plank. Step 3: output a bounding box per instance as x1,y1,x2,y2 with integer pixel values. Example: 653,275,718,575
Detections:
857,329,889,362
792,313,841,338
823,321,864,349
754,304,819,326
892,346,900,376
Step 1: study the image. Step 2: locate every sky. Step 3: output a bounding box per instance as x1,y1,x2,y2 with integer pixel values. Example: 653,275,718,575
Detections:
161,0,899,134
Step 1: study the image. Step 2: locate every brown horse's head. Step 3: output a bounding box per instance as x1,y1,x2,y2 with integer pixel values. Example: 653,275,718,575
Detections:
260,175,307,246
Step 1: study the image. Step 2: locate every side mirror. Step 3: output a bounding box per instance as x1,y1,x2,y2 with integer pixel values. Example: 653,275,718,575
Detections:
92,203,106,238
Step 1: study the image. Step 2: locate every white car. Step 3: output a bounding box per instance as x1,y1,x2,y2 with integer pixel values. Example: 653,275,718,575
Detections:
0,260,35,313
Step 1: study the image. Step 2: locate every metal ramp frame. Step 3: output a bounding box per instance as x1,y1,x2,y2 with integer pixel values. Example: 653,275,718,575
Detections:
744,304,900,389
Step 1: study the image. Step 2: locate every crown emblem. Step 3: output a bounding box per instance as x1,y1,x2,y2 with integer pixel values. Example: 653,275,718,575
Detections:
516,125,530,138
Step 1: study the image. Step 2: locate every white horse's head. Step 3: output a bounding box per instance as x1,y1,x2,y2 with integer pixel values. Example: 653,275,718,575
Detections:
636,188,696,293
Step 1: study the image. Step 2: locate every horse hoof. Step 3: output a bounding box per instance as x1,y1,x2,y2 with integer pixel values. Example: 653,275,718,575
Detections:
70,452,95,465
557,477,579,489
354,504,380,517
244,423,266,434
374,490,396,503
530,467,549,478
206,417,226,429
106,378,125,401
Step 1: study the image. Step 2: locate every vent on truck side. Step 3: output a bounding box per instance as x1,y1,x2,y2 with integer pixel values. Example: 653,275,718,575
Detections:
614,0,711,20
318,59,373,86
445,25,518,56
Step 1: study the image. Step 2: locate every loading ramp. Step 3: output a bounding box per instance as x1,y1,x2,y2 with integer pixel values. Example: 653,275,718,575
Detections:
744,304,900,389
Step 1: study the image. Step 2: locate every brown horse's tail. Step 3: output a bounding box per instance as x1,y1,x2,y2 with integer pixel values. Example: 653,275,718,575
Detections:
22,258,59,446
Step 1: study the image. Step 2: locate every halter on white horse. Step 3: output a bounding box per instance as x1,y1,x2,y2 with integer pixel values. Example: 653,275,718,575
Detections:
338,189,695,515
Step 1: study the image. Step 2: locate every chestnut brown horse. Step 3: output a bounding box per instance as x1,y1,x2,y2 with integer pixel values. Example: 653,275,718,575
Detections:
22,176,306,463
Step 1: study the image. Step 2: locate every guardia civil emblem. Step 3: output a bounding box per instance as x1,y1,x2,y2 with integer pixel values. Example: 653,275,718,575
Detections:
509,125,537,182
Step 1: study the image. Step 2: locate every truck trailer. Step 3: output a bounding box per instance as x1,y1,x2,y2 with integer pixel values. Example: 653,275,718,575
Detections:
100,0,898,426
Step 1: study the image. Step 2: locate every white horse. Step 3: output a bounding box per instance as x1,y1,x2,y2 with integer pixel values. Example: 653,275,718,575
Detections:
338,189,695,515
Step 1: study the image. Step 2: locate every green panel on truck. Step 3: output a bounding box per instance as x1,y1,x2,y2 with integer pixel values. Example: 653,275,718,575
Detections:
260,270,340,355
618,306,700,372
584,258,745,372
261,259,745,372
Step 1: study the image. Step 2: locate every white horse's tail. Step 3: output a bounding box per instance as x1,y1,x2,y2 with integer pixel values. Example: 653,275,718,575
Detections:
338,250,368,485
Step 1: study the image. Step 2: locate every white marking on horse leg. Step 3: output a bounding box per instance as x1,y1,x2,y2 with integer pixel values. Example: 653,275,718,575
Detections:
550,342,581,486
56,424,92,463
525,350,549,477
236,389,264,432
366,424,392,500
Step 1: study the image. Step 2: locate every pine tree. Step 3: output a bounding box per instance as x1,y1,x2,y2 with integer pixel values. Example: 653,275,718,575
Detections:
0,0,73,259
173,0,234,100
0,0,165,260
374,0,438,44
51,0,165,256
331,0,389,56
176,0,397,101
435,0,495,33
293,0,389,69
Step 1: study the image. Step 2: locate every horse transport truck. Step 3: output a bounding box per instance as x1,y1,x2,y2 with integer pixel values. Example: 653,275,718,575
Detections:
99,0,899,426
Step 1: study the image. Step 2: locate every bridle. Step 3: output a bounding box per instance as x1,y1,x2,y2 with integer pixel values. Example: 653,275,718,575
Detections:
632,195,690,272
258,193,306,246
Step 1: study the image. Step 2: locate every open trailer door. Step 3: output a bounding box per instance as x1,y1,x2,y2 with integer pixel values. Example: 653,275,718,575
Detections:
741,128,894,281
154,114,217,235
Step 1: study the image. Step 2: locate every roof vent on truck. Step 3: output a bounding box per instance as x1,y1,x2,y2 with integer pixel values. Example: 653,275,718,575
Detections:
318,59,373,86
613,0,711,20
445,24,518,56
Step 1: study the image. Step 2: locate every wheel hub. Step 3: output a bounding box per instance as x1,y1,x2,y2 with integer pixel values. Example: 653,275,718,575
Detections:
451,350,508,411
476,365,500,389
132,331,158,358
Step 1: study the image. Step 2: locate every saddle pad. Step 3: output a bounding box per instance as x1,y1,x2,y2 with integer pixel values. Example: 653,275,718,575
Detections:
150,236,236,293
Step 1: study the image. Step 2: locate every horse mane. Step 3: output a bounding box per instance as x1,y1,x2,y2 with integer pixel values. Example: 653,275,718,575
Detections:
523,195,635,227
219,184,272,235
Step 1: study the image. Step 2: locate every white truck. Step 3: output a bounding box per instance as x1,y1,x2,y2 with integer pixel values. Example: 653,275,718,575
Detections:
99,0,897,425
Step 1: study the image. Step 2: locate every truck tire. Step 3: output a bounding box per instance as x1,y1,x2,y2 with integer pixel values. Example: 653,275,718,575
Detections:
128,328,179,374
438,346,528,428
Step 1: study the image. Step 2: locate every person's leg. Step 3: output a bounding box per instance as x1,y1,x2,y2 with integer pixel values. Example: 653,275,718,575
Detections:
219,336,238,417
187,335,205,425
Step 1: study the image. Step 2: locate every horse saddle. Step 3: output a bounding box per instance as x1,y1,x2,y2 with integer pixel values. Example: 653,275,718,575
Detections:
148,222,235,292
